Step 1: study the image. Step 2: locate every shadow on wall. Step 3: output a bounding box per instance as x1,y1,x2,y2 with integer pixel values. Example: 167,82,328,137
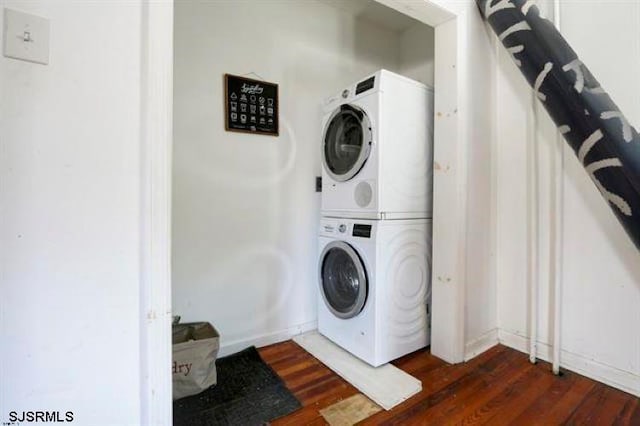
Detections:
397,24,435,86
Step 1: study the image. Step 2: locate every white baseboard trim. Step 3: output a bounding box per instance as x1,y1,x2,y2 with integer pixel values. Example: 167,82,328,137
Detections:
464,328,499,361
217,321,317,357
498,329,640,397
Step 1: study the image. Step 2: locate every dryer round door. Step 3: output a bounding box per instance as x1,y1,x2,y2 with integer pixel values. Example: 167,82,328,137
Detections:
322,104,372,182
318,241,368,319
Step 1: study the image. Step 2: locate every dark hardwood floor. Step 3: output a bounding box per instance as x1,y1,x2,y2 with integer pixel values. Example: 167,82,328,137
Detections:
258,341,640,425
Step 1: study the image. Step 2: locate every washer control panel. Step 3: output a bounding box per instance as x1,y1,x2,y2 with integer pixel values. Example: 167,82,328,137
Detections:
319,218,376,239
352,224,372,238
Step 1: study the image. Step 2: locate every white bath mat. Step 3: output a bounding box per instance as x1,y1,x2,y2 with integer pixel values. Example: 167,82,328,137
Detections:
292,331,422,410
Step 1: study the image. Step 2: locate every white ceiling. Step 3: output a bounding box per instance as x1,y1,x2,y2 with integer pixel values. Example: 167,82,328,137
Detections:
317,0,423,33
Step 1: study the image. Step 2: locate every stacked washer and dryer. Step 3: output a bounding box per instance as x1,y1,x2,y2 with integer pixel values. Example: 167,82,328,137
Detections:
317,70,435,367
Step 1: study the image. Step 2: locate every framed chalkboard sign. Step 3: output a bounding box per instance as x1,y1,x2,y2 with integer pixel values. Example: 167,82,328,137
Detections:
224,74,279,136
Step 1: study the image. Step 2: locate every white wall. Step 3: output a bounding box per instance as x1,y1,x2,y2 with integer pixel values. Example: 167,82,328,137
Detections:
0,1,145,424
172,0,434,356
460,0,498,358
398,23,435,86
433,0,498,361
495,1,640,396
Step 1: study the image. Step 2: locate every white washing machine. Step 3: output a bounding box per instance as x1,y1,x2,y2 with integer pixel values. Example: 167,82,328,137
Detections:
317,217,432,367
321,69,434,220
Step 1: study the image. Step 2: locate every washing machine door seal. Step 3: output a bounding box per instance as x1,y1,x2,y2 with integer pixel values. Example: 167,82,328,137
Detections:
318,240,368,319
322,104,372,182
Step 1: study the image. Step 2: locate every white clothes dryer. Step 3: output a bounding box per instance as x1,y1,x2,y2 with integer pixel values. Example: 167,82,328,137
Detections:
317,217,432,367
321,70,434,220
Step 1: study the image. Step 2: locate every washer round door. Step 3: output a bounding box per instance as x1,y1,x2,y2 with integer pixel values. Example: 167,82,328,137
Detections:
318,241,368,319
322,104,372,182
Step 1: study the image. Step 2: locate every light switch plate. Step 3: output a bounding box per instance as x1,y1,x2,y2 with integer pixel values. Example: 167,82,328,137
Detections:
3,8,50,65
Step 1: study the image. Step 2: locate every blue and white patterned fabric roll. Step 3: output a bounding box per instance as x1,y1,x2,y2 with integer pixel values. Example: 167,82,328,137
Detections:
476,0,640,250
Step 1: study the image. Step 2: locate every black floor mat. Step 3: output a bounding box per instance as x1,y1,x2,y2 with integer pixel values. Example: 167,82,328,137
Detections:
173,346,301,426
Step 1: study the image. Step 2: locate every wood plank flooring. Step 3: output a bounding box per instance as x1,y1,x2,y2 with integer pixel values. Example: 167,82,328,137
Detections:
258,341,640,425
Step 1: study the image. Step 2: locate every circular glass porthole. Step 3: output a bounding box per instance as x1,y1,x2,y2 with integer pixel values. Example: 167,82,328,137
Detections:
322,105,372,182
318,241,368,319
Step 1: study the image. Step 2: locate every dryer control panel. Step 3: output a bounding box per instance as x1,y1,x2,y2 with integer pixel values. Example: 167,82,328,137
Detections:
322,71,381,112
355,76,375,95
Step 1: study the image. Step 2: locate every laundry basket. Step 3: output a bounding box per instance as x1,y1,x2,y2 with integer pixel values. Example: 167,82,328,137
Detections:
172,322,220,400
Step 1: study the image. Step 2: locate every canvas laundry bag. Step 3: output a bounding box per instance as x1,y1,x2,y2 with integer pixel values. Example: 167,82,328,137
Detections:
172,322,220,400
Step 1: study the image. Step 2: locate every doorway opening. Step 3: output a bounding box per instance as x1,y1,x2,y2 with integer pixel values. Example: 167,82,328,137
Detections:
140,1,462,422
